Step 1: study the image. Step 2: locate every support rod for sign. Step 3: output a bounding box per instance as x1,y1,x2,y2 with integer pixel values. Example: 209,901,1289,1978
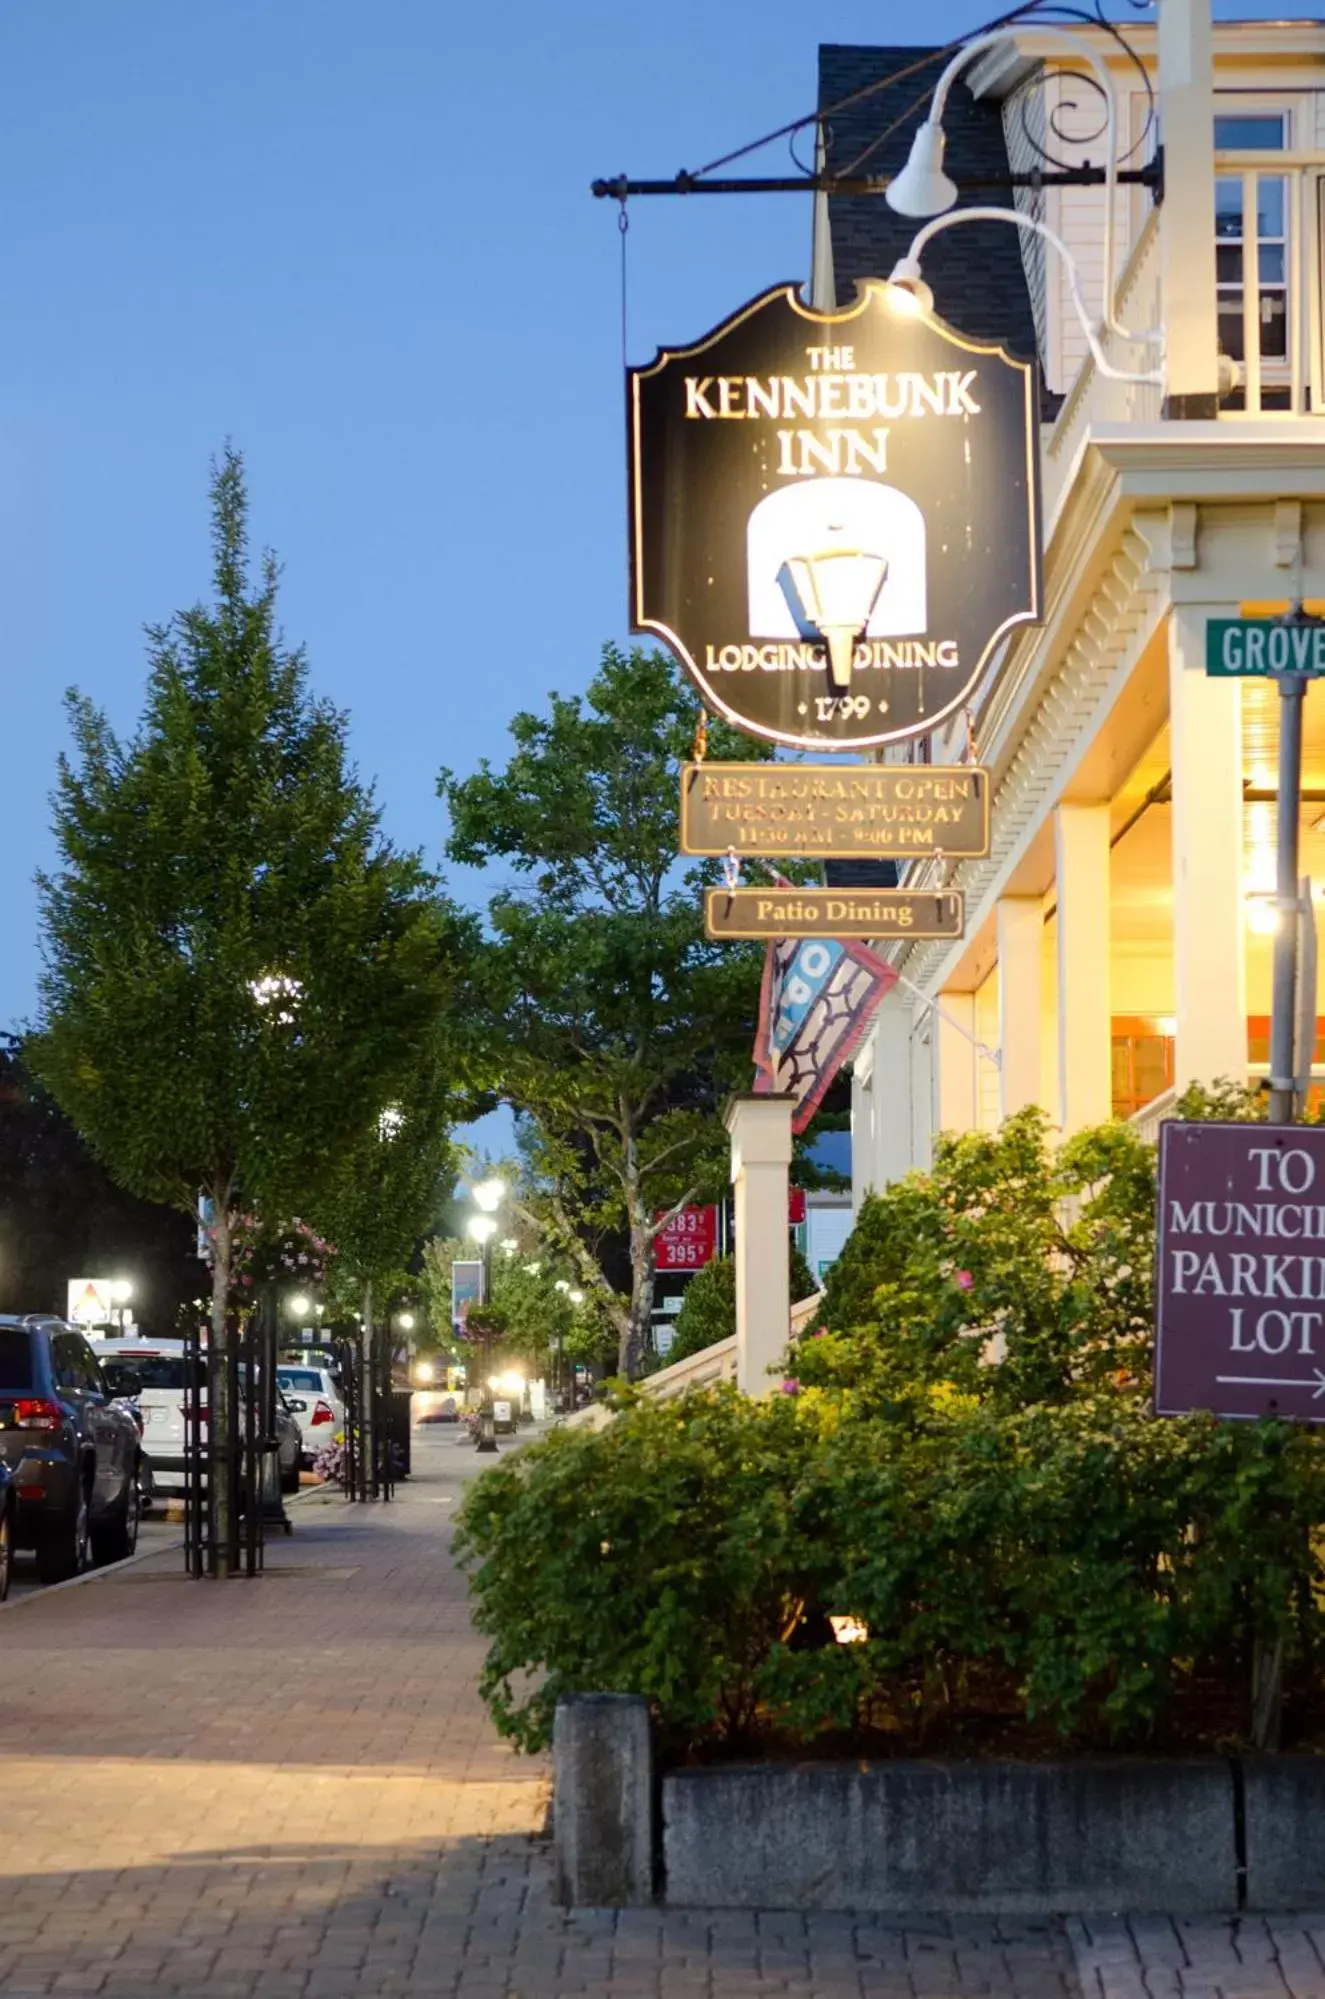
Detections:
892,969,1002,1072
590,163,1162,201
1268,636,1314,1124
1296,875,1318,1119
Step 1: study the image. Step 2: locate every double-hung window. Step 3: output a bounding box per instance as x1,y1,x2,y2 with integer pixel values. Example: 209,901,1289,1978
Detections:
1215,111,1291,402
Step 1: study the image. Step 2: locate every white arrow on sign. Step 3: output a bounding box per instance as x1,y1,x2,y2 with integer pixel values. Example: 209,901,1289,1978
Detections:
1215,1371,1325,1399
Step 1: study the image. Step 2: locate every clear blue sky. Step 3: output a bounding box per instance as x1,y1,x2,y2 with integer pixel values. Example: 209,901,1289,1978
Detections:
0,0,1293,1037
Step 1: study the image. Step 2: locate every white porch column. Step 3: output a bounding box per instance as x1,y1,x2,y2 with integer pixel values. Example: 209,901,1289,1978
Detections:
726,1095,794,1397
910,1015,935,1174
1170,607,1247,1089
997,897,1044,1117
850,1063,873,1217
1157,0,1219,416
936,991,978,1134
1055,804,1113,1131
855,986,916,1197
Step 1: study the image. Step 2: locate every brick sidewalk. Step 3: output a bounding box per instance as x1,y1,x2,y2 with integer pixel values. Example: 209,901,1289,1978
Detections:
0,1427,1321,1998
1071,1916,1325,1998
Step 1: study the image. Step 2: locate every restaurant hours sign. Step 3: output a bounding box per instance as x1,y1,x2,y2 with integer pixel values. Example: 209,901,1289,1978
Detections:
628,280,1042,752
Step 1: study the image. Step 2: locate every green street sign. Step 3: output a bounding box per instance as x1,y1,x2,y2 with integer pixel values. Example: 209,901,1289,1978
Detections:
1206,618,1325,678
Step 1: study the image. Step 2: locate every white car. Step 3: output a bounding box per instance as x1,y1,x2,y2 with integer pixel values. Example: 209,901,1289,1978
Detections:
93,1339,304,1496
275,1364,344,1465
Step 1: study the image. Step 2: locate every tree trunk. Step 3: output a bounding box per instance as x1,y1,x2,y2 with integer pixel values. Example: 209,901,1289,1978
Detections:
620,1211,656,1381
208,1202,232,1576
1252,1629,1285,1751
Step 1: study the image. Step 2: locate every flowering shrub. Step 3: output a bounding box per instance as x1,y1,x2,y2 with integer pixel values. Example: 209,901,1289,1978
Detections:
223,1215,335,1297
313,1438,346,1484
456,1107,1325,1760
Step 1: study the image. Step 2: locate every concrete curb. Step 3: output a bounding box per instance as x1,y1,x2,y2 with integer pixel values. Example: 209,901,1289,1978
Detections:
1,1530,184,1612
2,1481,337,1612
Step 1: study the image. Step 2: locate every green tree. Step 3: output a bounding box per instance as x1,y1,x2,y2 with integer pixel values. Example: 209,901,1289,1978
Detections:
320,1035,470,1463
440,645,765,1379
31,450,469,1559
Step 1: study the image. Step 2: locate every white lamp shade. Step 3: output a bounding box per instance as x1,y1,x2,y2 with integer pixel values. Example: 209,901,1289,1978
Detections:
466,1214,498,1244
885,121,958,219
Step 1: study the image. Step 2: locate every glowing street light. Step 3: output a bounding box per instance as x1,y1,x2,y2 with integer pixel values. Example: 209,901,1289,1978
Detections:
466,1214,498,1246
249,973,303,1025
472,1176,507,1214
289,1292,311,1320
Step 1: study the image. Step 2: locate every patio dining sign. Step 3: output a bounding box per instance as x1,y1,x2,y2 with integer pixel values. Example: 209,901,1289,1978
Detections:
628,280,1042,752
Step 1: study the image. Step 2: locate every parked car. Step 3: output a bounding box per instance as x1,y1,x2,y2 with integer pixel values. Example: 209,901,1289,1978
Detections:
275,1364,345,1465
93,1339,196,1499
0,1317,142,1583
0,1461,13,1601
92,1339,304,1497
99,1371,157,1511
415,1395,460,1426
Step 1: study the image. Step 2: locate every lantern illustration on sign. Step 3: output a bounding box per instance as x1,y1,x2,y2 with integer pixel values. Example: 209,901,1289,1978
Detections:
779,537,889,692
745,476,928,697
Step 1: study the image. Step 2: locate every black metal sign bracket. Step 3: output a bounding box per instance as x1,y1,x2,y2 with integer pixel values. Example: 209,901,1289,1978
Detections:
591,151,1163,203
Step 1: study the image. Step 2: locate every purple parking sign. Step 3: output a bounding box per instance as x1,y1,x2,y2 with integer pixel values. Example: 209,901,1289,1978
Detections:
1156,1121,1325,1422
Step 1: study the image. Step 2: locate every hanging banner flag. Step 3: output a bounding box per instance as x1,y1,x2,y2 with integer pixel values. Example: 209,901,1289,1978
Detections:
629,280,1041,752
753,932,898,1134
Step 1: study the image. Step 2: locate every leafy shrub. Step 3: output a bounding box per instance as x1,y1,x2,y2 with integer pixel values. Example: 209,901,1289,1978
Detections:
454,1389,816,1753
649,1243,819,1376
456,1105,1325,1758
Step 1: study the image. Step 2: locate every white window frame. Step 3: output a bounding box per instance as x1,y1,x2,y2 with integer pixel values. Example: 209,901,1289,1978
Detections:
1215,101,1292,406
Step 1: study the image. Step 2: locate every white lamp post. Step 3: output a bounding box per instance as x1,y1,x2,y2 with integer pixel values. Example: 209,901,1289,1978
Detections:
888,215,1162,388
884,22,1165,389
884,25,1156,352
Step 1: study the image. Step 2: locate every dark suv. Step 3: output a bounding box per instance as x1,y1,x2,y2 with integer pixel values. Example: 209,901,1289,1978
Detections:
0,1317,142,1584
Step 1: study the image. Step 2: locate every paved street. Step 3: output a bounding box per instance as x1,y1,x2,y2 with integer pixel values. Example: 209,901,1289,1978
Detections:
0,1425,1322,1999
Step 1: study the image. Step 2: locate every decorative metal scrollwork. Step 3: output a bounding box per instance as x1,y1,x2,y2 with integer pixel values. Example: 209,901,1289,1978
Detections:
825,0,1155,192
1006,0,1156,177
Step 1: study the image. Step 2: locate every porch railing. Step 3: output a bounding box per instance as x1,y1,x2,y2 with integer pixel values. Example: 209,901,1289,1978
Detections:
1044,152,1325,524
1128,1084,1179,1147
1043,210,1162,525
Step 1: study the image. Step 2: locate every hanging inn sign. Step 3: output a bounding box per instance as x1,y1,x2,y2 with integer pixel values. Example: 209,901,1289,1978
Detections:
629,279,1042,752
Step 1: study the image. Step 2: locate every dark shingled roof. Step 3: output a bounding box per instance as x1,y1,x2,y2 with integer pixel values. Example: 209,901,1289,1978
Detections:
818,44,1042,371
825,858,898,890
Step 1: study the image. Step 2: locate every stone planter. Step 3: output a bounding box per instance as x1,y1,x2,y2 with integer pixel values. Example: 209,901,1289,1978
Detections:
552,1696,1325,1913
